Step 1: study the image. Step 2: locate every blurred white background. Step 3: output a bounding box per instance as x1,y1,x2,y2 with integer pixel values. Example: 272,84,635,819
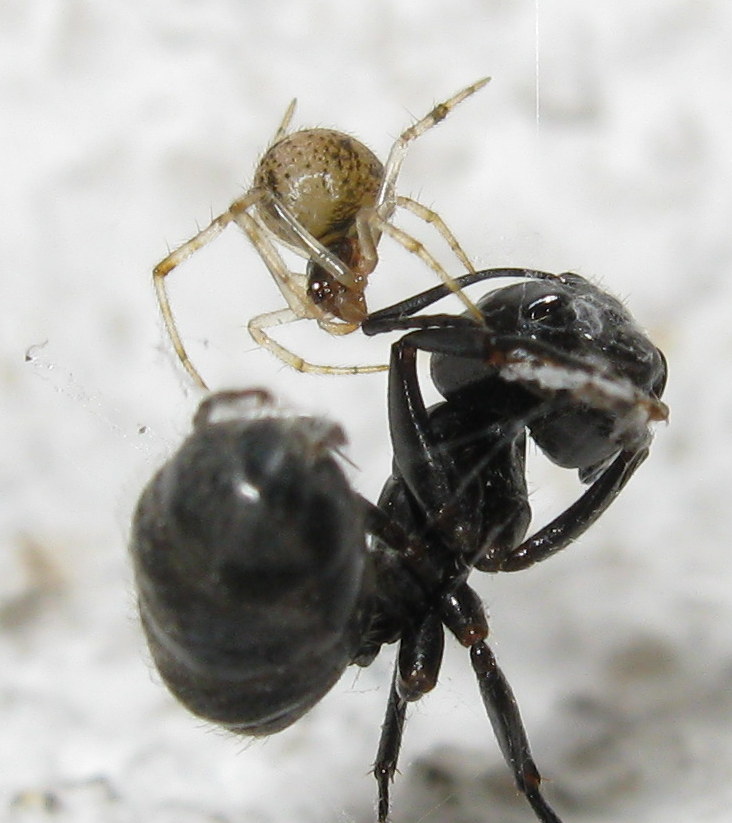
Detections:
2,1,731,821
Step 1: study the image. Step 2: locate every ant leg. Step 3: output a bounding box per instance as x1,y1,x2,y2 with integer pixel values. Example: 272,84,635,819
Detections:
385,338,466,517
248,310,387,374
397,610,444,700
374,615,444,822
384,334,529,564
440,584,562,822
384,331,577,528
383,323,659,570
386,330,661,565
374,663,407,823
497,446,650,572
470,641,563,823
153,190,263,389
383,333,530,567
377,77,490,212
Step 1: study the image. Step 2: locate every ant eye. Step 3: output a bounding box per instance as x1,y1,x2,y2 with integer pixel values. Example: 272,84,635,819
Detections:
525,293,573,327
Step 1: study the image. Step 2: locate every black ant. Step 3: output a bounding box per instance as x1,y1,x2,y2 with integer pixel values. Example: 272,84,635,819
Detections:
361,267,667,820
130,270,667,822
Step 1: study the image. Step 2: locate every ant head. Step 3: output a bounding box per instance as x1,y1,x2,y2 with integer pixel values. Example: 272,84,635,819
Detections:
432,273,668,477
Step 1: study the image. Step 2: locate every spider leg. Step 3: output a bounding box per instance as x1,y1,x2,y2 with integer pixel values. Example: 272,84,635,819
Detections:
154,182,375,384
229,203,390,372
226,197,329,316
376,77,490,214
366,210,483,323
395,195,475,273
234,198,398,375
155,187,323,386
153,190,263,389
270,98,297,144
238,204,393,373
248,309,387,374
262,195,361,289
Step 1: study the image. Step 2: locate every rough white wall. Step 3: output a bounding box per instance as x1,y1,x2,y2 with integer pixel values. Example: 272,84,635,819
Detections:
2,2,731,822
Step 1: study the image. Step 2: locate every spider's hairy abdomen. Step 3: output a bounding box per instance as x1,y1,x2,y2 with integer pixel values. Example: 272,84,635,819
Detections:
254,129,383,245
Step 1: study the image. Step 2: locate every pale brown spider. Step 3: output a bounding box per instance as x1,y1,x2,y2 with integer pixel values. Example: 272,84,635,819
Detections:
154,78,489,388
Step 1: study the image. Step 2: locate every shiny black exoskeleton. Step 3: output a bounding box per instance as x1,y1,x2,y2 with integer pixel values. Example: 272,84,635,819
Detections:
130,270,667,823
130,390,374,735
360,268,667,820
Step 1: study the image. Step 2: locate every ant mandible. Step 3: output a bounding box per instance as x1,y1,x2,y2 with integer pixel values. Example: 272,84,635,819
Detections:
153,79,489,388
130,270,667,822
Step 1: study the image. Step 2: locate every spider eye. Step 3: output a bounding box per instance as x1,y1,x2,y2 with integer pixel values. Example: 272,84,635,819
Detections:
525,293,573,327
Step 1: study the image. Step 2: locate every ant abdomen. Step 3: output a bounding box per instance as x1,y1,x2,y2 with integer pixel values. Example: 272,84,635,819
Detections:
131,404,372,734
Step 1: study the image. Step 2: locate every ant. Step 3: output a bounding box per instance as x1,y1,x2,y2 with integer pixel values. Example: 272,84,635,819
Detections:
153,78,489,388
361,268,668,820
130,270,667,822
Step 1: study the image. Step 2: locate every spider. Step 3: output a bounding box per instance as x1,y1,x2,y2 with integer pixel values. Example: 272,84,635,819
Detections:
130,270,667,822
153,78,489,389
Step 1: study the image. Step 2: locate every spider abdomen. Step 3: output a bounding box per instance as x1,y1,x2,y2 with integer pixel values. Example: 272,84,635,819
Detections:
254,128,384,245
